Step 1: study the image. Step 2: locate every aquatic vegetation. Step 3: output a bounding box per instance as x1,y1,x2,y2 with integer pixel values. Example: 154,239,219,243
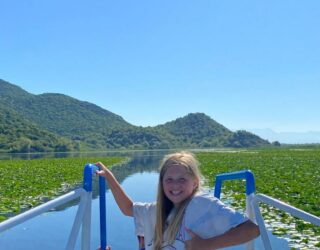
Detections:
0,157,125,221
197,148,320,249
1,149,319,248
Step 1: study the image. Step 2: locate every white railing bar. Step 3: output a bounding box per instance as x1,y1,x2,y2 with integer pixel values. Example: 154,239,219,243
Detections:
251,197,273,250
65,193,90,250
254,194,320,226
0,188,86,233
245,194,255,250
81,192,92,250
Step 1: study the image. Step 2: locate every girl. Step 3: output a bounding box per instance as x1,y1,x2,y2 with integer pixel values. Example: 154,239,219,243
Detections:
96,151,259,250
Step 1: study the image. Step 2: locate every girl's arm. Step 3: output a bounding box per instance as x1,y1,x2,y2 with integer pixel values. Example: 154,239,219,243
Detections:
185,220,260,250
95,162,133,217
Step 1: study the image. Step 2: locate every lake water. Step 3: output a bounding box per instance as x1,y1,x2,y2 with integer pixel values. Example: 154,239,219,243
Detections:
0,150,289,249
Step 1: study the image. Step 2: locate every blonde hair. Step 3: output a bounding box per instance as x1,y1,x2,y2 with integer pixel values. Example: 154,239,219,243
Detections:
153,151,202,249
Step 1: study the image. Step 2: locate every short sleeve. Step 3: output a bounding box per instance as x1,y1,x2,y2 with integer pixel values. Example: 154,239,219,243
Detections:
184,193,248,240
133,202,156,236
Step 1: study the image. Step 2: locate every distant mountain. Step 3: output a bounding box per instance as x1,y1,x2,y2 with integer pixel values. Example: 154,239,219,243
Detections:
248,128,320,144
153,113,232,147
0,79,270,152
152,113,270,148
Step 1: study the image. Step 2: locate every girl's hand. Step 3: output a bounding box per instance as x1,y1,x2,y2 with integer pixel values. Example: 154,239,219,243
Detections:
95,162,110,178
185,229,211,250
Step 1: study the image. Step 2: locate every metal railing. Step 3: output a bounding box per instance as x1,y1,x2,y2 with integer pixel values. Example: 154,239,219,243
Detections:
2,166,319,250
0,163,107,250
251,193,320,250
214,170,320,250
214,170,256,250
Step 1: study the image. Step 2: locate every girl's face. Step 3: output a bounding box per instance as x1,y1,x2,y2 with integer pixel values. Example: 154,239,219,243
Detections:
162,164,198,207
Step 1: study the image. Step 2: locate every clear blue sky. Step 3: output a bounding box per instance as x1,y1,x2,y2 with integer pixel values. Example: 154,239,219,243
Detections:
1,0,319,133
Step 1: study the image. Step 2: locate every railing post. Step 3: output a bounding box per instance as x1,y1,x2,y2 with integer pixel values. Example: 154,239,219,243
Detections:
99,175,107,250
80,164,94,249
214,170,256,250
66,193,89,250
79,163,107,250
251,198,273,250
88,163,107,250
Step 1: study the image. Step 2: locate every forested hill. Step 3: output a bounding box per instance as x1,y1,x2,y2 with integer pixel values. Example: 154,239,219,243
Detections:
0,79,270,152
0,104,77,153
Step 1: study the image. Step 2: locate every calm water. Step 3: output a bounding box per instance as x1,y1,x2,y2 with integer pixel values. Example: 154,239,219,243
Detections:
0,150,289,249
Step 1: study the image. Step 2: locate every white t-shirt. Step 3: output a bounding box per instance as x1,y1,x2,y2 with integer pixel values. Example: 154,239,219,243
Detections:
133,192,248,250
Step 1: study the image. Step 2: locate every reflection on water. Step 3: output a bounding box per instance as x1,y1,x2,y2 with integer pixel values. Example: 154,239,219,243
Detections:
0,150,170,213
54,152,164,211
0,149,174,160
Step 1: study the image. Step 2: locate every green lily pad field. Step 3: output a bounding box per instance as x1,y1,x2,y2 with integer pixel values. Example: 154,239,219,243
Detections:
197,148,320,249
0,157,124,222
1,149,319,248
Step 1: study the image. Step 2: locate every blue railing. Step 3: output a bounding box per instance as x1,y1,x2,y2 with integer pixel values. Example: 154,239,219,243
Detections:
0,163,107,250
213,169,320,250
98,169,107,250
214,170,256,250
84,163,107,250
214,170,255,199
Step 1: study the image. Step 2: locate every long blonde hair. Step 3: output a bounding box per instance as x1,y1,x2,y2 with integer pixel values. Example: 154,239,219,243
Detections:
153,151,202,250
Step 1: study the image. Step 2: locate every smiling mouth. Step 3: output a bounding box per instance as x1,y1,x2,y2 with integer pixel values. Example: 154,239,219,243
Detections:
170,191,182,196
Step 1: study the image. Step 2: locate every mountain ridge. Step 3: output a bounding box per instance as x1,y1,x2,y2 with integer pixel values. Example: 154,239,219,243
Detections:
0,79,270,152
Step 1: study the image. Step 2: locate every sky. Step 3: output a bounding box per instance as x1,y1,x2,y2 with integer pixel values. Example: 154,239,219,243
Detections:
1,1,320,140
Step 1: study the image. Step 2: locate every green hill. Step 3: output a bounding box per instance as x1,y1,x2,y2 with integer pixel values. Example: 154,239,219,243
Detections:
153,113,232,147
0,104,77,153
152,113,269,148
0,79,270,152
0,79,134,149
